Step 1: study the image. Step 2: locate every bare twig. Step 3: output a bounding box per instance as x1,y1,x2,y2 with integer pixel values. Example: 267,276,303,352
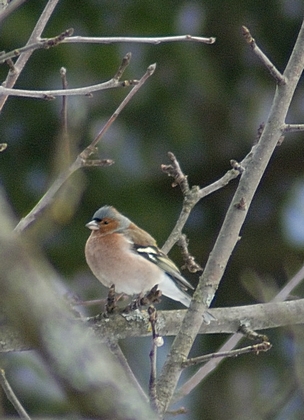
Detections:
282,123,304,132
59,66,70,164
0,51,135,99
108,340,148,401
181,341,272,368
0,368,31,419
148,306,161,414
238,323,269,343
161,153,240,254
0,28,74,64
0,0,27,24
177,234,203,273
14,61,154,233
173,262,304,404
242,25,286,85
81,62,156,156
0,0,61,111
0,78,137,99
161,151,190,194
64,34,216,45
156,19,304,414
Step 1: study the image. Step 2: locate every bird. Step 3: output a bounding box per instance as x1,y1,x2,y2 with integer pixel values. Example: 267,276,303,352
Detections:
85,205,194,307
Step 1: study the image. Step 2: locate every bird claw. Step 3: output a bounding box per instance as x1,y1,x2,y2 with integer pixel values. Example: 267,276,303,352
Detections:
105,284,119,314
123,285,162,313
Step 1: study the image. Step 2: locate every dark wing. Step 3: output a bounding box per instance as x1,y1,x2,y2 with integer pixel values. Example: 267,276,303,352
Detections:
133,244,194,291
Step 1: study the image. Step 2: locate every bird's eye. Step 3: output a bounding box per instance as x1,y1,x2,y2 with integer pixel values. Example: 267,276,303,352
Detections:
101,219,109,225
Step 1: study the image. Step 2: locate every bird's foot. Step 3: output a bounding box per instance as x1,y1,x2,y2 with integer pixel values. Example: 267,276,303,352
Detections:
123,285,162,313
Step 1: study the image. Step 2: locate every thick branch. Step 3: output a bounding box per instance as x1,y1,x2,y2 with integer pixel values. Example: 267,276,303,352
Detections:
2,299,304,352
156,19,304,414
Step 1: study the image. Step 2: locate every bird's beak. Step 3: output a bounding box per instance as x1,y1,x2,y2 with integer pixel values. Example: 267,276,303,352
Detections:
85,220,100,230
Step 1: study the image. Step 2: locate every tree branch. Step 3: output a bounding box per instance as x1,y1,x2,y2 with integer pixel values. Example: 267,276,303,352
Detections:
14,61,154,233
0,27,74,64
64,34,216,45
242,25,286,85
282,123,304,132
156,18,304,414
2,298,304,352
173,258,304,403
0,0,61,111
0,369,30,419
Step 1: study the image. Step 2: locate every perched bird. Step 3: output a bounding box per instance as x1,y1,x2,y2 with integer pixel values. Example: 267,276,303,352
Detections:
85,205,194,307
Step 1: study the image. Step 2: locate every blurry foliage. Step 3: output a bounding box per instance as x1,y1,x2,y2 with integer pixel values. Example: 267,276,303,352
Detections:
0,0,304,419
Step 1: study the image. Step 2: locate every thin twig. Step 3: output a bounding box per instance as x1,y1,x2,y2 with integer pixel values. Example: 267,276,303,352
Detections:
14,61,154,233
161,153,240,254
177,234,203,273
161,151,190,194
238,323,269,343
108,341,148,401
173,263,304,404
181,341,272,368
64,34,216,45
0,51,135,100
148,306,161,414
0,0,61,111
0,78,137,99
0,28,74,64
242,25,286,85
282,123,304,132
0,0,27,24
0,368,31,419
81,62,156,156
59,67,70,163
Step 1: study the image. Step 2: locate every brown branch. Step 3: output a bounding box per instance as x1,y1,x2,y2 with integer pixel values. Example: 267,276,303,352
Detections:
148,306,161,414
177,234,203,273
161,151,190,194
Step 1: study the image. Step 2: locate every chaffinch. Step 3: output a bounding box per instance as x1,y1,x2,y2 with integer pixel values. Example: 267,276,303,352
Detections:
85,205,194,307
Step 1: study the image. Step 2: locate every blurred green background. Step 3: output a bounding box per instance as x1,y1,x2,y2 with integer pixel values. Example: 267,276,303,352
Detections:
1,0,304,418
